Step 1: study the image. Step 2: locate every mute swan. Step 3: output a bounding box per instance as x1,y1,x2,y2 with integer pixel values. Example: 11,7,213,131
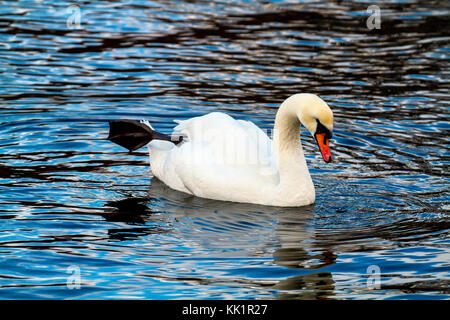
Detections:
108,93,333,207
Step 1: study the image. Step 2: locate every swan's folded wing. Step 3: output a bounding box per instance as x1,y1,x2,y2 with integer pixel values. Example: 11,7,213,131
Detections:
166,113,278,198
174,113,275,167
170,140,278,201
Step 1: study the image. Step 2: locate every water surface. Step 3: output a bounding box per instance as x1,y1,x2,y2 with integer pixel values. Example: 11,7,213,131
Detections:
0,0,449,299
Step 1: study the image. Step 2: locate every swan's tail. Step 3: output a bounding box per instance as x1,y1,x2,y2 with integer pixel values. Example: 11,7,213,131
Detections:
107,119,183,152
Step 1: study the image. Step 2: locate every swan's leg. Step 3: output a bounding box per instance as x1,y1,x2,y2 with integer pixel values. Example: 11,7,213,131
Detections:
108,119,183,152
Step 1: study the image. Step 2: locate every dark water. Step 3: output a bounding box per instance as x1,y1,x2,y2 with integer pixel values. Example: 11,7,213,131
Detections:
0,0,449,299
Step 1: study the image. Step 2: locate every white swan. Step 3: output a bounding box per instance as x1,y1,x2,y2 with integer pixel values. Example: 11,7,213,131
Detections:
108,93,333,207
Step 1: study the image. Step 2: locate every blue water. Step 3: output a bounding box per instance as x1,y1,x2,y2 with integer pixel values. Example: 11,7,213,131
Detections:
0,0,449,299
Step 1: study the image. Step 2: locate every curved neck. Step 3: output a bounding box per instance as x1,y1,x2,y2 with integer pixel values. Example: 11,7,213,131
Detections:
273,98,314,202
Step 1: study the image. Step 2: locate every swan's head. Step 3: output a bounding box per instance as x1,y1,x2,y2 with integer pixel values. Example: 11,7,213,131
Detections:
297,94,333,163
281,93,334,163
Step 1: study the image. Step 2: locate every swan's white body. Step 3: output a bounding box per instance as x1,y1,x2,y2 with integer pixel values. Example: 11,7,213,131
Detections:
147,93,333,207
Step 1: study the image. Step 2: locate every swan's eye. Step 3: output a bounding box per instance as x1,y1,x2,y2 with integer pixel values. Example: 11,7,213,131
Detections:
315,119,332,140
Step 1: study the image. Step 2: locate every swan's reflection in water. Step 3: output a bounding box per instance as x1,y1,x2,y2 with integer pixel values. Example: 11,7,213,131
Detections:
102,179,336,299
274,273,334,300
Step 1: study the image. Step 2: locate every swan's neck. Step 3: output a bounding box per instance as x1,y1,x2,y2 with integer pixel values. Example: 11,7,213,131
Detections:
273,99,315,204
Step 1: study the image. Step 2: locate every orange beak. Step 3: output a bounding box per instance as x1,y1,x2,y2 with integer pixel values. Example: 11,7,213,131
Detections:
315,132,332,163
